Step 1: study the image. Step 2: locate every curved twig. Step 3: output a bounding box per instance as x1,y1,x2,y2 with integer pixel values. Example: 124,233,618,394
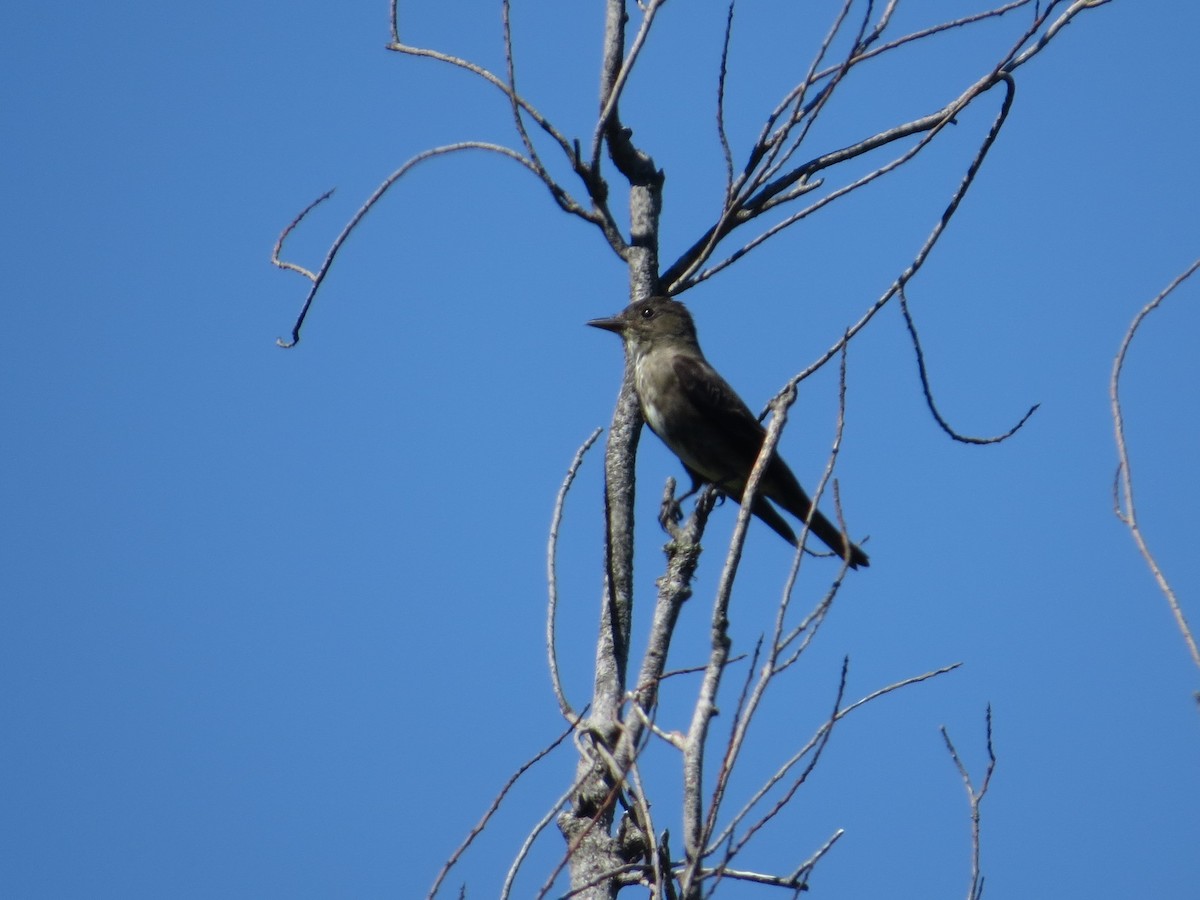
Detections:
899,284,1039,444
386,32,574,163
385,22,626,253
271,188,335,280
1110,258,1200,674
547,429,603,722
758,73,1015,402
275,142,551,348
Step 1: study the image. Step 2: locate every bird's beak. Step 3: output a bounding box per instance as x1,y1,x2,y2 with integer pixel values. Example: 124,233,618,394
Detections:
587,314,625,334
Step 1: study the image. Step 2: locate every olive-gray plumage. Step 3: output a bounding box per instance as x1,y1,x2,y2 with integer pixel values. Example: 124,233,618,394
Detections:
589,296,869,569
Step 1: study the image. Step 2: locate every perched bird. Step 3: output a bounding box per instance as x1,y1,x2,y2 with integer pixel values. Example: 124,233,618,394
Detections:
589,296,869,568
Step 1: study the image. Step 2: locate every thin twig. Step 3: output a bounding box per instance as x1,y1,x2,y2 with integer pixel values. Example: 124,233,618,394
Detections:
677,385,798,895
386,29,573,164
772,342,855,671
699,661,847,897
754,73,1015,399
710,663,962,854
715,0,737,203
699,355,856,878
271,189,334,280
789,828,845,886
384,33,628,253
754,0,877,194
941,706,997,900
500,0,541,174
744,0,855,197
429,718,579,899
500,779,580,900
814,0,1037,82
615,739,663,893
590,0,666,171
275,142,547,348
663,0,1105,295
1110,258,1200,675
547,429,604,722
712,658,850,877
898,283,1039,444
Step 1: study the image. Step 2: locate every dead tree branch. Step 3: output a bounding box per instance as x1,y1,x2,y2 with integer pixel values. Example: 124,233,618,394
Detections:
548,429,604,723
273,141,561,347
1110,258,1200,680
942,706,997,900
428,719,579,900
277,2,1120,894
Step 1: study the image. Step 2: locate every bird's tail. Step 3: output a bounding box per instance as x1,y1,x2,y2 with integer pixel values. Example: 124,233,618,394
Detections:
750,496,869,569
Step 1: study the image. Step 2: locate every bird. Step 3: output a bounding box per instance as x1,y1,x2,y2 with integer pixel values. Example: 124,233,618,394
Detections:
588,296,869,568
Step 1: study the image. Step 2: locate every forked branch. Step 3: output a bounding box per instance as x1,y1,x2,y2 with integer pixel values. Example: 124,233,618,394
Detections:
663,0,1110,294
273,141,576,347
942,706,997,900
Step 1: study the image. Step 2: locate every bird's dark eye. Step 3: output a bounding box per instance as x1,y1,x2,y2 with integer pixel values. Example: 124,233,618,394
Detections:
640,306,655,319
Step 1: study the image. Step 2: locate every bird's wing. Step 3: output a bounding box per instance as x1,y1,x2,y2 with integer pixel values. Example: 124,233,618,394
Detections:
671,354,765,444
670,353,869,568
664,352,775,494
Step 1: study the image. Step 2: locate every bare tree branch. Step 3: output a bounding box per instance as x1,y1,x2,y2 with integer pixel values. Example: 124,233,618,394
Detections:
590,0,667,174
500,0,547,183
748,0,875,194
558,4,668,895
703,658,850,896
788,828,845,887
677,381,800,896
274,142,561,347
281,3,1122,894
662,0,1105,295
942,706,997,900
898,284,1039,444
548,429,604,723
752,70,1017,422
711,663,962,860
502,777,585,900
271,188,334,281
387,6,627,243
715,1,737,203
696,350,857,887
428,718,578,900
828,0,1034,74
1110,258,1200,678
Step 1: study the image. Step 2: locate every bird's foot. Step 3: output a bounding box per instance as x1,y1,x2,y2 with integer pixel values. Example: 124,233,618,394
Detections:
659,479,685,538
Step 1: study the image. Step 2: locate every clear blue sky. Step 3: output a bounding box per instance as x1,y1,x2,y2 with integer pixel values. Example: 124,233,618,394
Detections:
3,2,1198,897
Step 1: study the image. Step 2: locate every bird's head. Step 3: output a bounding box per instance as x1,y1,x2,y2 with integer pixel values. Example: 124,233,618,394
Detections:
587,296,699,352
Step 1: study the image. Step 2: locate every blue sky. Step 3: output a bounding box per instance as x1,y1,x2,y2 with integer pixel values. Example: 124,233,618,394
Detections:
3,1,1198,897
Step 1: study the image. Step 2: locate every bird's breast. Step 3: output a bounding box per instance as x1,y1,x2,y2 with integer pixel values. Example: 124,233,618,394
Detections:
632,349,705,470
632,352,674,436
